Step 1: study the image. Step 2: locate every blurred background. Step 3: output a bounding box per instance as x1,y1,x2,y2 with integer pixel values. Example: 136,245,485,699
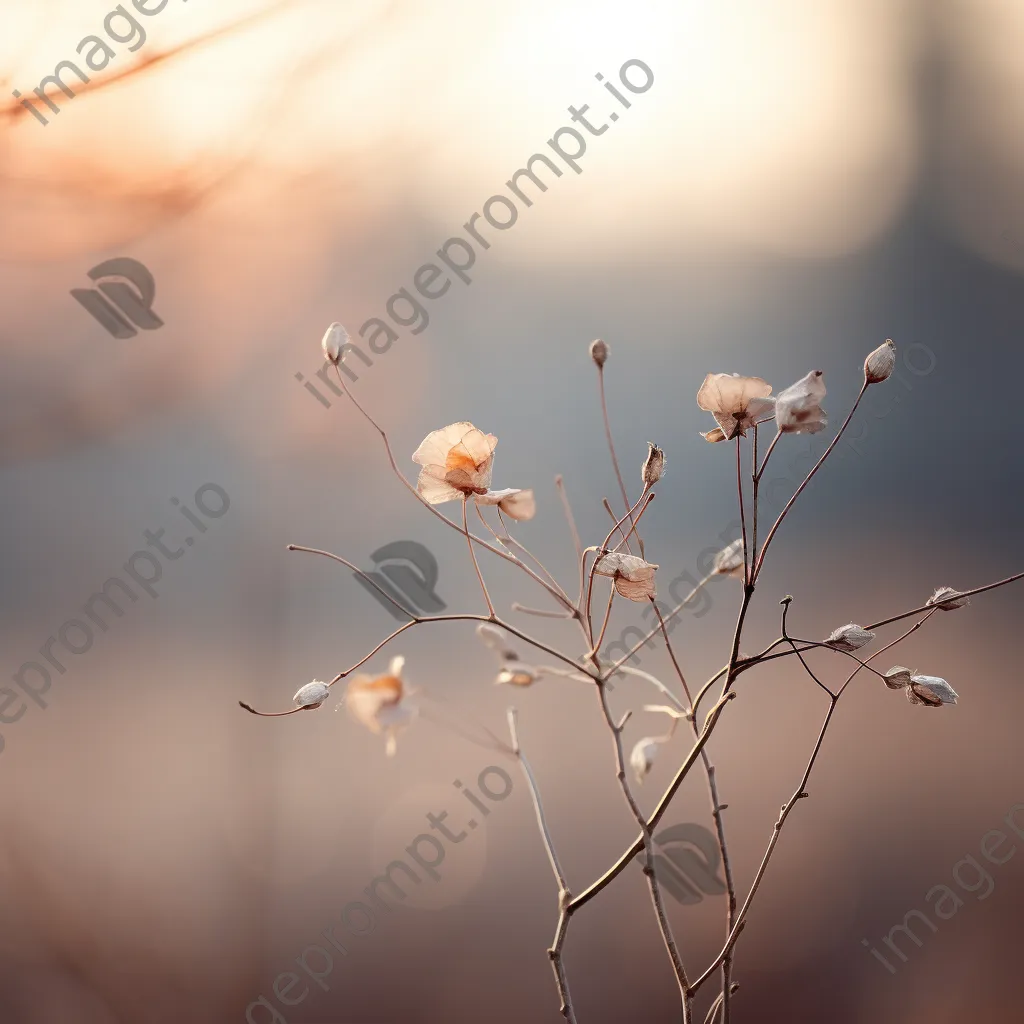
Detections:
1,0,1022,1021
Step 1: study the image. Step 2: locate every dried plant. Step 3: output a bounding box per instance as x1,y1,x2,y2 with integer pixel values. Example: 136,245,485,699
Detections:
240,334,1023,1023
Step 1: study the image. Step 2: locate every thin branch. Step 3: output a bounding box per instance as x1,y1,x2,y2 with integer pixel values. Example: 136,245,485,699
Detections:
593,680,691,1011
752,382,868,582
596,361,639,555
864,571,1024,631
735,438,749,588
463,497,496,617
555,474,584,563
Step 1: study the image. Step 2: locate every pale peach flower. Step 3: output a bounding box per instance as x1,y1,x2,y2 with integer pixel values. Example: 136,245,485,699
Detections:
595,552,658,602
346,655,418,756
475,488,536,521
412,422,498,503
775,370,827,435
696,374,775,441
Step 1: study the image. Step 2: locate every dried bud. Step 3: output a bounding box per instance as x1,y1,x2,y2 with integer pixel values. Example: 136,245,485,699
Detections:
594,552,658,602
713,539,745,578
907,674,959,707
630,737,661,783
824,623,876,652
321,322,349,365
476,623,519,661
864,339,896,384
701,428,727,443
293,680,330,709
642,442,665,485
926,586,971,611
496,663,541,687
589,338,609,367
883,665,913,690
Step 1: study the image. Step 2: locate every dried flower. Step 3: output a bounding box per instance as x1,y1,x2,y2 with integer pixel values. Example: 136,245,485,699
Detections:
864,339,896,384
475,487,536,521
496,663,542,687
696,373,776,441
713,538,746,578
412,422,498,503
926,586,971,611
321,322,349,365
642,442,665,485
630,737,662,783
590,338,609,367
907,674,959,707
775,370,827,435
883,666,913,690
594,552,658,602
824,623,876,652
293,680,330,709
346,655,418,756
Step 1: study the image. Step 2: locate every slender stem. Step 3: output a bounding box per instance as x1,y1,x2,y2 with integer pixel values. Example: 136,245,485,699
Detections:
284,544,416,620
752,382,868,582
555,474,584,563
463,497,496,617
593,680,690,1008
754,429,783,483
568,690,736,912
590,587,617,661
735,439,749,587
512,603,574,619
597,363,639,555
600,572,715,680
507,708,570,890
549,908,578,1023
602,498,635,551
693,608,943,993
864,571,1024,631
750,425,759,585
648,604,737,1019
780,598,835,699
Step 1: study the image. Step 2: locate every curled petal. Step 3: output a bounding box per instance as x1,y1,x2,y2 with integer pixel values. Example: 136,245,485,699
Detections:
475,488,536,520
701,427,727,443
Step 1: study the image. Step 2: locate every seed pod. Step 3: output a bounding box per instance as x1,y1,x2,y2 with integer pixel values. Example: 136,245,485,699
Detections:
907,674,959,707
293,680,330,708
642,442,665,485
883,666,913,690
824,623,876,652
926,586,971,611
589,338,609,367
630,737,661,784
321,322,349,365
864,339,896,384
